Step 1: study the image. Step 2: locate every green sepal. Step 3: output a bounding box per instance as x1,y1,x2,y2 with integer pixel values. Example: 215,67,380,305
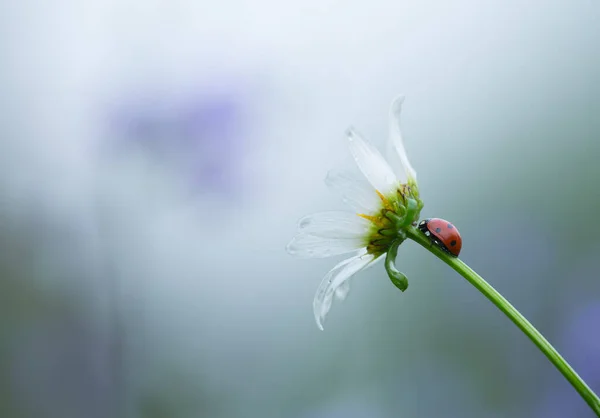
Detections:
385,197,421,231
385,239,409,292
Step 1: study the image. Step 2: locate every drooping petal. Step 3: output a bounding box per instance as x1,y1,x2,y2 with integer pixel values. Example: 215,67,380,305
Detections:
286,233,364,259
388,96,417,183
324,169,379,214
313,250,375,330
346,128,398,195
297,211,371,239
334,252,385,301
334,280,350,300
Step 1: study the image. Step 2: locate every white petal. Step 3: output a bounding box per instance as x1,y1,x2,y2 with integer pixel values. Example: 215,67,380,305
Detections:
334,280,350,300
313,250,375,330
385,133,404,182
286,233,364,259
297,211,371,239
324,169,379,214
346,128,398,195
334,252,385,301
388,96,417,182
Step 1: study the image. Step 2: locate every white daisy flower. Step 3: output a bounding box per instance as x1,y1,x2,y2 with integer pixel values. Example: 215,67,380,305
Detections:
287,96,423,330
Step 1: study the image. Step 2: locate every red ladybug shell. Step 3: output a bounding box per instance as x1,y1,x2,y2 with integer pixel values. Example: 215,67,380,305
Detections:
419,218,462,256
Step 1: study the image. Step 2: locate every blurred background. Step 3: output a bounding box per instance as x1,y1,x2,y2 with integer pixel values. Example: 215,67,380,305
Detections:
1,0,599,417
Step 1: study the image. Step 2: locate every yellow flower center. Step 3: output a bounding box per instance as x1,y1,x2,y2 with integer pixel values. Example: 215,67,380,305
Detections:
356,189,401,256
356,184,423,257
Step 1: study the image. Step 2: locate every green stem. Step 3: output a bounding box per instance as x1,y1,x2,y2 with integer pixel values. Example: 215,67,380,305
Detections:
406,225,600,416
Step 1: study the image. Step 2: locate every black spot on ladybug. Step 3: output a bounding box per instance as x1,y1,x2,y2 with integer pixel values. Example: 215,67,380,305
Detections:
435,227,441,233
450,240,457,246
447,224,454,229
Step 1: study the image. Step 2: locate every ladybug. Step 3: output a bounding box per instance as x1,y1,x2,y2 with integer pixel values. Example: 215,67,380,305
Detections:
418,218,462,257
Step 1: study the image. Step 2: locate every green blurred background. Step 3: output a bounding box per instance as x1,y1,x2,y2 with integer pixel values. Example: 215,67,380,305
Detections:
1,1,599,417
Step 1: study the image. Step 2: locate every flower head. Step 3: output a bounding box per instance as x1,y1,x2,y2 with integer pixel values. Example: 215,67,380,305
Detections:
287,96,423,330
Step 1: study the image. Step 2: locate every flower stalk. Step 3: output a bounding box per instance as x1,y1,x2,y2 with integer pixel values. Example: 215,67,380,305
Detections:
287,93,600,415
404,225,600,417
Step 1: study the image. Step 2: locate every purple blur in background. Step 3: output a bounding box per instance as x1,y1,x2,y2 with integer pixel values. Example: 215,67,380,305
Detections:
107,85,247,197
536,302,600,418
